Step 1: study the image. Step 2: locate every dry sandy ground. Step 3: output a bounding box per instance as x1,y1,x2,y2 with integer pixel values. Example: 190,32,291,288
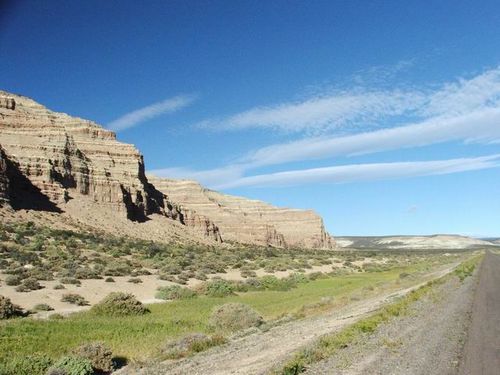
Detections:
0,263,345,316
119,262,459,375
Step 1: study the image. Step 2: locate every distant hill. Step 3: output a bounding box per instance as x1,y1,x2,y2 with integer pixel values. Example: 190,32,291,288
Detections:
335,235,499,250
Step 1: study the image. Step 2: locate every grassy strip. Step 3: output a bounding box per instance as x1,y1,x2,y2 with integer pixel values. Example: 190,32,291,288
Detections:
277,254,483,375
0,257,458,364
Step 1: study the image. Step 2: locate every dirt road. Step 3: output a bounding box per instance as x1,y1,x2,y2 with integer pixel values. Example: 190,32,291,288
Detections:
122,264,459,375
459,251,500,375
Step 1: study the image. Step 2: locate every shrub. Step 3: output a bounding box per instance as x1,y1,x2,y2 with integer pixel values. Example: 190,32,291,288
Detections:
72,342,114,373
14,277,43,292
162,333,226,359
5,274,21,286
61,293,88,306
204,279,235,297
0,295,24,319
104,277,115,282
49,313,65,320
47,356,93,375
33,303,53,311
60,277,81,286
53,284,66,290
260,275,296,291
209,303,263,332
0,354,53,375
127,277,142,284
91,292,149,317
155,285,197,300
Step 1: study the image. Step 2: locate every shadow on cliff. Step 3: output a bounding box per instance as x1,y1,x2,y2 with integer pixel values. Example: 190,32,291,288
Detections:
4,154,62,213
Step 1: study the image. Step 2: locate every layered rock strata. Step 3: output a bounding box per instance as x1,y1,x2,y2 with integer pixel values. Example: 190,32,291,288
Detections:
148,177,335,249
0,91,221,242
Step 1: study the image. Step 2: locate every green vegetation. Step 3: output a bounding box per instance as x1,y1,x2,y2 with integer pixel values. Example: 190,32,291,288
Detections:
0,354,53,375
454,255,479,281
47,356,93,375
61,293,88,306
155,285,197,300
0,255,463,366
90,292,150,317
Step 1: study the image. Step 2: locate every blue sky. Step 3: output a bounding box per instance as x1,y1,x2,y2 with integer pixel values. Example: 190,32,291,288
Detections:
1,0,500,236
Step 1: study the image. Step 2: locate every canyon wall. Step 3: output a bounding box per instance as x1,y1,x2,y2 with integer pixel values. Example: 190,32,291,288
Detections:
0,90,334,248
149,177,335,249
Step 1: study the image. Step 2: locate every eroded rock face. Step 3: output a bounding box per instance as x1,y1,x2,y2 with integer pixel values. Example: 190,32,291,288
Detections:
148,177,335,249
0,90,221,242
0,146,10,203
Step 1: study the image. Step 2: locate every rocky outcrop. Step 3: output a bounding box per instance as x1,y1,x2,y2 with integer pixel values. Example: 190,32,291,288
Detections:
0,90,221,242
0,146,10,203
148,177,335,249
0,90,334,248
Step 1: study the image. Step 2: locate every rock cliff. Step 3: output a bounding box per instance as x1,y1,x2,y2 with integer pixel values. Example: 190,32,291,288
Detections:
0,90,334,249
148,177,335,249
0,90,221,242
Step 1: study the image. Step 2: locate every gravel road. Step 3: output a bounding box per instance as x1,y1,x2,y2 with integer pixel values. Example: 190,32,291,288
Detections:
459,251,500,375
304,268,476,375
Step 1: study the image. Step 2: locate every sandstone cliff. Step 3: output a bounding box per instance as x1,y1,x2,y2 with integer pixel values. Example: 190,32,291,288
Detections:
148,177,335,249
0,90,221,242
0,90,334,249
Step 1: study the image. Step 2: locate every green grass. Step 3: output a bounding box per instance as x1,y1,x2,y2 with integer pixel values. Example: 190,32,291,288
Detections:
0,256,464,365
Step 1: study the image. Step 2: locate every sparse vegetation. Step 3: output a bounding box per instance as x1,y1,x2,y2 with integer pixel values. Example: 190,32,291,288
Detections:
61,293,88,306
161,333,226,359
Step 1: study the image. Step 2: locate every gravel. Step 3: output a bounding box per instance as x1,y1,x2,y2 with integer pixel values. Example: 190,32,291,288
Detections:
304,272,476,375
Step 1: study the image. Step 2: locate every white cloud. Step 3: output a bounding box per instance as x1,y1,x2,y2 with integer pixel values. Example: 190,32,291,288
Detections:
245,106,500,167
215,154,500,189
198,89,424,133
107,94,196,131
196,66,500,134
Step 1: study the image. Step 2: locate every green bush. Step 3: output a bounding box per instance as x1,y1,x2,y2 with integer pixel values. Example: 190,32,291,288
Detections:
0,354,53,375
53,284,66,290
72,341,114,373
15,277,43,292
209,303,263,332
47,356,93,375
155,285,197,300
104,277,115,282
204,279,235,297
5,274,21,286
33,303,53,311
91,292,149,317
127,277,142,284
60,277,81,286
0,295,24,319
61,293,88,306
260,275,296,291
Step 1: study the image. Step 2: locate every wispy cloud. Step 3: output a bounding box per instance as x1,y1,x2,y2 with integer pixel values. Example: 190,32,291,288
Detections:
107,94,196,131
149,66,500,189
245,106,500,167
197,89,424,133
196,66,500,134
215,154,500,189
